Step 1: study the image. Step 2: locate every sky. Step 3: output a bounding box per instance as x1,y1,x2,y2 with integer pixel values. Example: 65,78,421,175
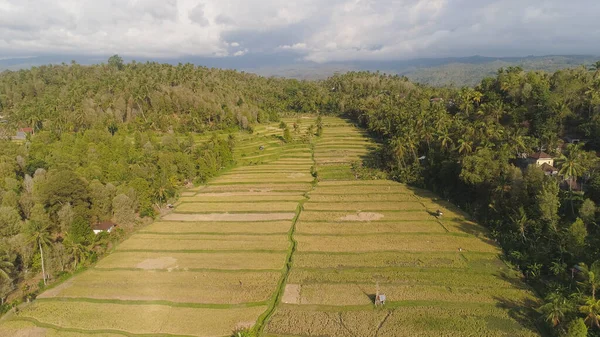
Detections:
1,0,599,63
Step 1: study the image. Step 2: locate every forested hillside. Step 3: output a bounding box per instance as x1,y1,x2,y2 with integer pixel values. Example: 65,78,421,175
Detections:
1,58,600,335
0,57,325,310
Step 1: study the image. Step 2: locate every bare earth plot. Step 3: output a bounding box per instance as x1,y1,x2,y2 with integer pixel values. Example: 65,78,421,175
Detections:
0,119,317,337
262,118,539,337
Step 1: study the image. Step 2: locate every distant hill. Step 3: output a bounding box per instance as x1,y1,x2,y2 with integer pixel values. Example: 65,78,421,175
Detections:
1,54,598,86
249,55,599,86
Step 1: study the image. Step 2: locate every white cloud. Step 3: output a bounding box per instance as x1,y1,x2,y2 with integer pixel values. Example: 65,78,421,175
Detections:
233,48,248,56
0,0,598,61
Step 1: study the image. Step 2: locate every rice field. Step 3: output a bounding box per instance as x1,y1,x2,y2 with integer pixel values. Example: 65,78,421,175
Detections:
2,117,538,336
263,118,539,336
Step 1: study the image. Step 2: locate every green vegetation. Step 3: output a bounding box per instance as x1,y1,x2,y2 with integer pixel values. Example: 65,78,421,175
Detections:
1,56,600,335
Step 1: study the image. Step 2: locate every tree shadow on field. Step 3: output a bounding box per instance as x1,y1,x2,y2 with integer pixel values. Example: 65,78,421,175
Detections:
492,295,541,333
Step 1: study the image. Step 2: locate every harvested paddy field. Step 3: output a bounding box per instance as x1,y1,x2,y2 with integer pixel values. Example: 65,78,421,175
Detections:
262,118,539,337
2,117,538,336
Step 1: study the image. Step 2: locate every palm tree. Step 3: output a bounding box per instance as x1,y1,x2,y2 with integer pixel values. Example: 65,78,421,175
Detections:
579,297,600,328
25,220,52,285
456,139,473,155
0,251,13,281
538,292,571,327
436,129,454,151
558,144,585,214
63,233,89,270
589,61,600,72
579,261,600,299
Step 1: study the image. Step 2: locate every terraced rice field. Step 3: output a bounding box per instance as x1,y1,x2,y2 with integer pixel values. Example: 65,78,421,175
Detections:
262,118,539,337
0,116,539,336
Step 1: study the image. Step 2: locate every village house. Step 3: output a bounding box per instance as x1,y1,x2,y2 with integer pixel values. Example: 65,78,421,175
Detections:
93,221,117,235
527,152,558,176
528,152,554,167
12,127,34,141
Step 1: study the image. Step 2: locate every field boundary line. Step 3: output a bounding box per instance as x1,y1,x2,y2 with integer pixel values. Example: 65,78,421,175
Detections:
136,231,288,236
254,135,316,335
9,317,197,337
35,297,267,309
92,267,284,273
294,232,471,238
116,249,288,253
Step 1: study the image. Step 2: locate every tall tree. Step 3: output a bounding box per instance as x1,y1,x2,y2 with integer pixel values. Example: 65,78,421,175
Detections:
25,220,52,285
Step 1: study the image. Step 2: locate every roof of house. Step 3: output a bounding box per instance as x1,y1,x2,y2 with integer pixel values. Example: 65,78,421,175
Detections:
13,131,27,140
19,127,34,133
540,163,558,173
529,152,552,159
93,221,117,231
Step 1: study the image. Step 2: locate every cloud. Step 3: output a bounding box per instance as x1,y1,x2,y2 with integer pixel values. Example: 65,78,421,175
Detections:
0,0,598,61
189,3,209,26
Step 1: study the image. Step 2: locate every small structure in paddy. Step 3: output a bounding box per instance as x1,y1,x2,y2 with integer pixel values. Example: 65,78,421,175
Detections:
374,282,386,306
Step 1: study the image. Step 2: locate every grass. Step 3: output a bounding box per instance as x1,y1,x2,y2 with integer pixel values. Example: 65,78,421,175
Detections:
17,301,267,337
286,268,519,288
201,183,312,192
296,283,536,306
307,193,418,202
140,221,292,234
302,201,424,211
117,234,290,251
294,233,501,253
41,269,282,304
293,251,469,269
299,210,436,221
265,305,538,337
179,195,304,202
295,220,447,234
308,185,411,194
176,202,299,213
95,251,287,270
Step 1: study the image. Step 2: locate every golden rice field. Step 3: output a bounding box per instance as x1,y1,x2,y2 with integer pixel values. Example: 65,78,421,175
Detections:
263,118,539,337
1,117,538,337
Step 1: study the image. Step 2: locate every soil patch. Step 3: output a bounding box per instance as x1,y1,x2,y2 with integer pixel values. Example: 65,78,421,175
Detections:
338,212,384,222
282,284,301,304
13,327,48,337
163,213,295,222
136,257,178,270
38,280,73,299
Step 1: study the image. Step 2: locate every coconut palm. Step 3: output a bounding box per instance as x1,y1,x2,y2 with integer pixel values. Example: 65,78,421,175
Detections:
63,232,89,270
558,144,585,214
579,297,600,328
589,61,600,72
456,139,473,155
538,292,571,327
578,261,600,299
25,220,52,285
0,251,13,281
